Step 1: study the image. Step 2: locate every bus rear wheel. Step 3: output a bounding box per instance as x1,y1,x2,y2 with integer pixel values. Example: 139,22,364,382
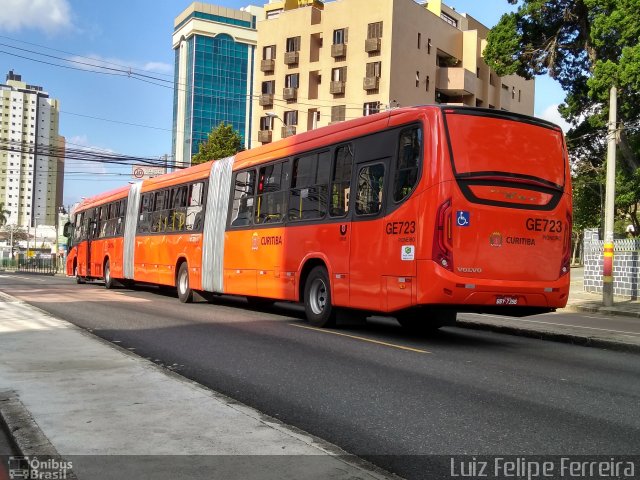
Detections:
103,259,115,289
303,266,336,328
177,263,193,303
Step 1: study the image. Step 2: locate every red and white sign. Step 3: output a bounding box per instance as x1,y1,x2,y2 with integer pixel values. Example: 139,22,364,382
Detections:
132,165,166,179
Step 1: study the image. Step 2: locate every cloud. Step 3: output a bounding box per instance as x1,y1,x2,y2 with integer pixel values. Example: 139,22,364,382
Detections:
538,104,571,132
0,0,72,33
67,54,172,76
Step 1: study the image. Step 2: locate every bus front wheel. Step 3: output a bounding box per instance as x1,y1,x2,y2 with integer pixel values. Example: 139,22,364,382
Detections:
177,263,193,303
303,266,336,328
75,264,85,284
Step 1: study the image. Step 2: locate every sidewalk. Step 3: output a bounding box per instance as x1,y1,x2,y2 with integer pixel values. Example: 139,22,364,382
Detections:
456,267,640,352
0,293,394,480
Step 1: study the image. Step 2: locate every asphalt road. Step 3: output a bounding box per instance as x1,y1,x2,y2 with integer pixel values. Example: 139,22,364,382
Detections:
2,274,639,479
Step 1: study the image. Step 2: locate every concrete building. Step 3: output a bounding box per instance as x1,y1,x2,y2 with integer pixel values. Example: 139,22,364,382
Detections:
172,2,264,167
253,0,534,144
0,71,64,228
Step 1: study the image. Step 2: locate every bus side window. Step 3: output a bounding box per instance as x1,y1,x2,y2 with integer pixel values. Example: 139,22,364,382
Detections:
255,162,286,225
355,163,385,216
330,144,353,217
230,170,256,227
138,194,153,234
170,185,188,232
394,127,421,202
74,212,84,241
288,151,329,221
186,182,204,231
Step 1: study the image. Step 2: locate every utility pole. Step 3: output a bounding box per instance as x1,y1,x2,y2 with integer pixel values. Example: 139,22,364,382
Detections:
603,85,617,307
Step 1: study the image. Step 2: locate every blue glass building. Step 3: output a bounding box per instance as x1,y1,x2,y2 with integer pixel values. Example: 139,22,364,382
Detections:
172,3,261,167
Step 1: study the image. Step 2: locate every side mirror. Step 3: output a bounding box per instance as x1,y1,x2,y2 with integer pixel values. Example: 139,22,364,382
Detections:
63,221,73,238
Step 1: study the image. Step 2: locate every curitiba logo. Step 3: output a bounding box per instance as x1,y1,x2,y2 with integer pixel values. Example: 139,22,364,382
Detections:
489,231,502,247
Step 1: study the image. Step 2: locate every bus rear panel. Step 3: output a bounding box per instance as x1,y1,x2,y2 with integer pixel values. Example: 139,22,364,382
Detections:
419,108,571,315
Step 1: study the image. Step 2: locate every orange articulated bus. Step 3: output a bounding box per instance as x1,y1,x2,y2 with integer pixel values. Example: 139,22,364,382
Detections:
65,106,572,329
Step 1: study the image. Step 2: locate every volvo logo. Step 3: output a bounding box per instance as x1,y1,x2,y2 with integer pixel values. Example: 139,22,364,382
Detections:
457,266,482,273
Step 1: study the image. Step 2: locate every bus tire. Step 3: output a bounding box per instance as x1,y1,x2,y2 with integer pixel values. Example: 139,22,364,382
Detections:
103,259,115,289
177,262,193,303
75,264,85,284
303,266,336,328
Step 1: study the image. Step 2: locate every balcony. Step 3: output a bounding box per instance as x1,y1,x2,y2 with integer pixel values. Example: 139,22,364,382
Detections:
436,67,476,96
258,130,272,143
283,87,298,100
331,43,347,58
259,94,274,106
363,76,379,90
281,126,296,138
284,51,299,65
260,59,275,73
365,37,381,53
330,81,345,94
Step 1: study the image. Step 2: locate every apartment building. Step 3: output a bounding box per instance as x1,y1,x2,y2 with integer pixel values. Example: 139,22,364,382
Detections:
253,0,534,144
0,71,64,228
172,2,265,167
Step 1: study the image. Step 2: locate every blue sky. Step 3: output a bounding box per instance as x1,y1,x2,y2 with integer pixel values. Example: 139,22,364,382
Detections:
0,0,568,207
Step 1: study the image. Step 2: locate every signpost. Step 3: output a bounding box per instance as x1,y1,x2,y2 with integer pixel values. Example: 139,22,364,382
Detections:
132,165,166,180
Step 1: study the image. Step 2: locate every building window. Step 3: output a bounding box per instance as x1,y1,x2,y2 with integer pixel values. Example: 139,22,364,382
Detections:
441,12,458,28
285,73,299,89
260,116,273,131
286,36,301,52
263,45,276,60
262,81,275,94
332,67,346,82
366,62,381,77
426,75,430,92
333,28,347,45
428,38,432,54
363,102,380,116
519,89,522,102
331,105,346,123
284,110,298,126
367,22,383,39
416,71,420,87
417,33,421,49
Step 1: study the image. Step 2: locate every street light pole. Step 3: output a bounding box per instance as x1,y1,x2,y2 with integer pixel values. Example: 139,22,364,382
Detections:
603,85,617,307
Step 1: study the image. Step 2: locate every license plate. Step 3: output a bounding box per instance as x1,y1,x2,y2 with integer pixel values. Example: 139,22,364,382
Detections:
496,296,518,306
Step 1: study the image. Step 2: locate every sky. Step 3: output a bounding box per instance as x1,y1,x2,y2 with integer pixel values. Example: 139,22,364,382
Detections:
0,0,569,207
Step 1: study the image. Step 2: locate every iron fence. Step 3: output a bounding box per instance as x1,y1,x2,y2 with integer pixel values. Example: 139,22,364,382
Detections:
0,257,62,275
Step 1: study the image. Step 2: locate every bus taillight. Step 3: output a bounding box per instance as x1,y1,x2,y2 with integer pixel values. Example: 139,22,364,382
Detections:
560,211,572,276
433,198,453,271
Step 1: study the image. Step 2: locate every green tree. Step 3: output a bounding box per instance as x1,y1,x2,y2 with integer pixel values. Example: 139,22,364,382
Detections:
191,122,243,165
0,202,9,226
485,0,640,235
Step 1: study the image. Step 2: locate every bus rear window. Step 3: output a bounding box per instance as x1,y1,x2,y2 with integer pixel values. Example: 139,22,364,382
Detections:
444,113,565,188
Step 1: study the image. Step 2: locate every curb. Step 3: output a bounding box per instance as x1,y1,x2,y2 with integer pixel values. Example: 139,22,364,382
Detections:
565,303,640,319
456,320,640,354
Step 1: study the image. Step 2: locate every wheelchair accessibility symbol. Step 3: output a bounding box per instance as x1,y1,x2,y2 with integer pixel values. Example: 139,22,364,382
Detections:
457,211,470,227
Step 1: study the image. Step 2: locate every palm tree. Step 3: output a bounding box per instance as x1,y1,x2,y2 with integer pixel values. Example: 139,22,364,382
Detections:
0,202,9,226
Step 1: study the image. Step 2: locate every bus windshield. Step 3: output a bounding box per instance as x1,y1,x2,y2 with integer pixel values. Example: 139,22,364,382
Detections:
444,111,566,188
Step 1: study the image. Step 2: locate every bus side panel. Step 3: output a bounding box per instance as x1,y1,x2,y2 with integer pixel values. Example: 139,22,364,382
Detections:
282,223,350,306
349,218,385,311
133,233,203,289
223,230,258,296
66,245,77,276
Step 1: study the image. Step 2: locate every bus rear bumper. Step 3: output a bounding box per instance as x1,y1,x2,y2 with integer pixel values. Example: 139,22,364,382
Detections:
416,260,570,313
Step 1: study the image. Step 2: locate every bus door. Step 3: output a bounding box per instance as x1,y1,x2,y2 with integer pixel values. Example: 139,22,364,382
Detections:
85,210,97,277
349,158,390,311
380,126,423,312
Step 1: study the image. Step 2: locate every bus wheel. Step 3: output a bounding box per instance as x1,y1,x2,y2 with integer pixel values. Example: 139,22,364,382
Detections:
75,264,85,284
177,263,193,303
103,259,115,289
303,266,336,328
